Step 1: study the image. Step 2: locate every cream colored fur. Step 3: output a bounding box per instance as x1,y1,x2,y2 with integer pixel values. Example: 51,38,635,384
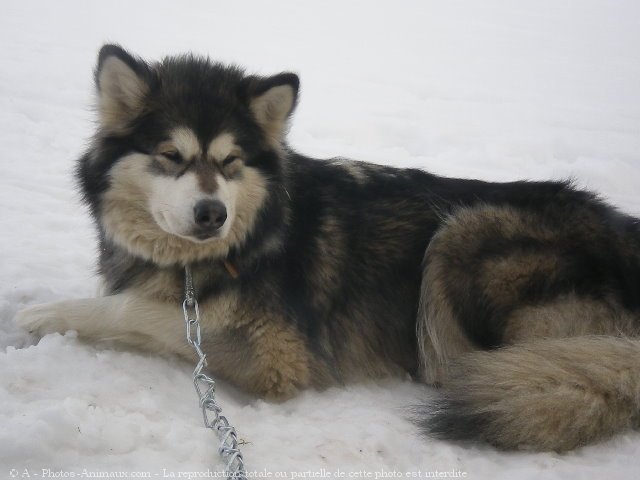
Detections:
97,56,148,133
250,84,295,148
101,152,267,266
14,284,314,400
445,336,640,451
417,228,474,386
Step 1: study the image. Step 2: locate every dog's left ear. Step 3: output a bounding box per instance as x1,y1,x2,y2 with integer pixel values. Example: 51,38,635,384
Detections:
245,73,299,146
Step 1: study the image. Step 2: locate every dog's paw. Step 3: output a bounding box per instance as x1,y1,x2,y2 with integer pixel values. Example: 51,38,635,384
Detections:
13,303,70,336
262,374,300,403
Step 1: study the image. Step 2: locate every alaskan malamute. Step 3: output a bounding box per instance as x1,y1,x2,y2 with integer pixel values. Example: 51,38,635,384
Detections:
16,45,640,452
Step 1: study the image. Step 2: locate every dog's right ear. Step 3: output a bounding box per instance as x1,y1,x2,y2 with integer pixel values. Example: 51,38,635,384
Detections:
95,44,150,133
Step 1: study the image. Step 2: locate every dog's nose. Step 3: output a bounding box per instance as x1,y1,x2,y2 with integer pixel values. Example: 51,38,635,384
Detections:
193,200,227,230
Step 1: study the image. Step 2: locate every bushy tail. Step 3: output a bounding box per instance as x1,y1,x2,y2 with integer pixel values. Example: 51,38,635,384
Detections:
421,336,640,451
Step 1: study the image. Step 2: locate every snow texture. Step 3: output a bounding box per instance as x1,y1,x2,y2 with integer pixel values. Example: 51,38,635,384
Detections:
1,0,640,478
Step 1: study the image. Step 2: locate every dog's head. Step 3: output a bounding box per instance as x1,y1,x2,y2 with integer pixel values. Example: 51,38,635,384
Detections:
80,45,298,265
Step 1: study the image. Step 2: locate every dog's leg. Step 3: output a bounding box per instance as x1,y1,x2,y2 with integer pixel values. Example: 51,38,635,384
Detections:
14,293,193,358
417,203,640,450
242,316,313,401
15,294,317,399
417,202,640,386
417,229,474,386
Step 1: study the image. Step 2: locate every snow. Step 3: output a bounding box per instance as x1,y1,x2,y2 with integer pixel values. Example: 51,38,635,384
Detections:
1,0,640,478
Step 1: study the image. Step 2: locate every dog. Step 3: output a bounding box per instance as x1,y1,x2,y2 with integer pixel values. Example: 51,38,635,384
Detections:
15,44,640,452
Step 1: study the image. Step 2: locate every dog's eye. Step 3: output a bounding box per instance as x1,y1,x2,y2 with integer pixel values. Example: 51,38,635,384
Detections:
163,151,183,164
222,155,239,167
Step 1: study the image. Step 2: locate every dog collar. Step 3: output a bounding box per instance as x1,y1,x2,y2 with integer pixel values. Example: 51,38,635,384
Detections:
222,259,239,279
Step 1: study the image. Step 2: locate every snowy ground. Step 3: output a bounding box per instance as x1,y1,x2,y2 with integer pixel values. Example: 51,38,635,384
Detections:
2,0,640,478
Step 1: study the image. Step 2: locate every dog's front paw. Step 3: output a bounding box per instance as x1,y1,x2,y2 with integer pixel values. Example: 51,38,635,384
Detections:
14,303,70,336
260,371,301,403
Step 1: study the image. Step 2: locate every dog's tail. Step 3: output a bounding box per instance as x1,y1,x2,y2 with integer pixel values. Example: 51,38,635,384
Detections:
420,336,640,451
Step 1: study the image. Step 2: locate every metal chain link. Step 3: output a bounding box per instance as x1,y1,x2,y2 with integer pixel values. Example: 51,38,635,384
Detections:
182,265,247,479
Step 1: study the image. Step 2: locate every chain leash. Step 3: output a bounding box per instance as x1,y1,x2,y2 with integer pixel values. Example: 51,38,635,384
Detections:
182,265,247,479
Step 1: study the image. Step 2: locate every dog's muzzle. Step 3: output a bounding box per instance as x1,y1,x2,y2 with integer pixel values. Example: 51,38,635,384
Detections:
192,199,227,239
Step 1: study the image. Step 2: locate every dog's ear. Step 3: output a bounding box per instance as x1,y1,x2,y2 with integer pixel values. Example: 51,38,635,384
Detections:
95,44,150,133
244,73,299,146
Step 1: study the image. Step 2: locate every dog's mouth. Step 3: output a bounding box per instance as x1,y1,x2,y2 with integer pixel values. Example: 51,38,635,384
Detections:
189,228,224,243
154,217,230,244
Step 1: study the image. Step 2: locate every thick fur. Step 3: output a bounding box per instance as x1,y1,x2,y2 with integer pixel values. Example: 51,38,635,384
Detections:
15,45,640,451
423,336,640,451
